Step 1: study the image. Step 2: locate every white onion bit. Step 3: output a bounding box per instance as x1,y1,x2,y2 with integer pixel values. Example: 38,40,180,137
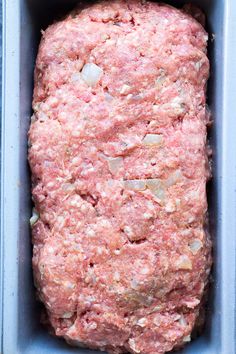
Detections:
124,179,146,191
120,84,131,94
146,179,166,200
62,312,73,319
146,178,162,191
166,170,183,187
62,183,75,192
153,188,165,200
189,239,203,254
30,208,39,226
136,317,147,327
176,255,192,270
156,72,166,87
81,63,103,86
179,315,187,326
123,178,166,200
107,157,123,174
131,279,139,289
113,271,121,282
142,134,163,146
183,335,191,343
128,339,140,353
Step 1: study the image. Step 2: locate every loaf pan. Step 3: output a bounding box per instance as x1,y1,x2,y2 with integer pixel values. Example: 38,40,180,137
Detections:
1,0,236,353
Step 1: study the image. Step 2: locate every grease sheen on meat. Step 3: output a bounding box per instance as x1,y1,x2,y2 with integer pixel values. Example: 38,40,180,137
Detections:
29,1,212,353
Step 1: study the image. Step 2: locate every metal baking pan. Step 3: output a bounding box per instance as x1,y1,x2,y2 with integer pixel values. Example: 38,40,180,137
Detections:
1,0,236,353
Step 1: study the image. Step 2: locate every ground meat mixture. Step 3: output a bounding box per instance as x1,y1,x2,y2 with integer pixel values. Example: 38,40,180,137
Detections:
28,1,212,353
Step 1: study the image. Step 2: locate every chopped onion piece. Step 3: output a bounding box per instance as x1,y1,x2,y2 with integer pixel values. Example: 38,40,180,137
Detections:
128,339,140,353
151,305,162,313
30,208,39,226
146,178,162,190
81,63,103,86
179,315,187,326
107,157,123,174
176,255,192,270
183,335,191,343
142,134,163,146
156,73,166,87
120,84,131,94
166,170,183,187
124,179,146,191
113,271,120,282
62,183,75,192
136,317,147,327
189,239,203,254
62,312,73,319
146,179,165,200
131,279,139,289
165,200,176,213
153,316,160,326
153,188,165,200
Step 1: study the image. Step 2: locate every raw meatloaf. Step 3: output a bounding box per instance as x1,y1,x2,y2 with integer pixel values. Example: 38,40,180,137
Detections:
29,1,212,353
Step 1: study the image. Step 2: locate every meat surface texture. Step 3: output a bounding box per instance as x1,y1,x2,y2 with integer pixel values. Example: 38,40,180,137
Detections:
29,1,211,353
